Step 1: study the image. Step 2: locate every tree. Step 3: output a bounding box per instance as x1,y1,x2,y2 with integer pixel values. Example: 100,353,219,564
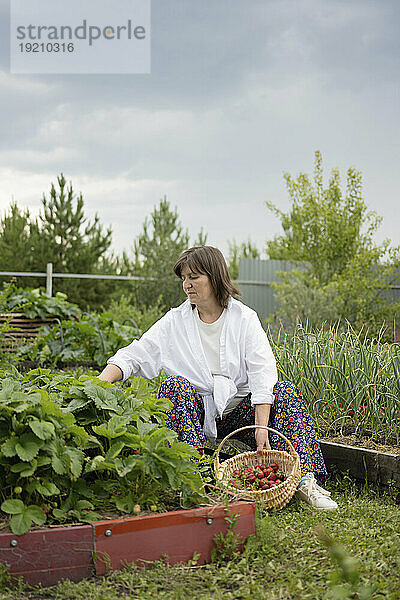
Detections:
265,151,400,333
227,238,261,281
0,203,37,288
33,174,113,308
0,175,114,309
193,227,208,247
128,197,206,310
266,151,382,285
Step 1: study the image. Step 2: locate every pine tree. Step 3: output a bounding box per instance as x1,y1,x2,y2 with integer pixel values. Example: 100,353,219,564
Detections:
0,203,40,288
130,197,206,310
0,203,31,270
33,174,113,308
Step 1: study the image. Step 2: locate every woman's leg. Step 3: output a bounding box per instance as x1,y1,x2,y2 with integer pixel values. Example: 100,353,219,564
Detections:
269,380,327,479
158,375,205,450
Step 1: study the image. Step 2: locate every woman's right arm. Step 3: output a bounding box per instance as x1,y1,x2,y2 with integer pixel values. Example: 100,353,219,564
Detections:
97,363,123,383
97,310,171,384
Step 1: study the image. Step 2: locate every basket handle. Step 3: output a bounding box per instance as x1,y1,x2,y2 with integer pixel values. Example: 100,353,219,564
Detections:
214,425,299,472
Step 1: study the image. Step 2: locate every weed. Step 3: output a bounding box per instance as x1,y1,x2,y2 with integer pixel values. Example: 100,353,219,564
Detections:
210,501,242,565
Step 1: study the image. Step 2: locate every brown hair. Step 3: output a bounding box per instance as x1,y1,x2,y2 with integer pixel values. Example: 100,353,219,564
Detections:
173,246,241,309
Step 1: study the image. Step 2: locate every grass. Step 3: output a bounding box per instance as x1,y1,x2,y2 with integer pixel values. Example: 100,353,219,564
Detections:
1,474,399,600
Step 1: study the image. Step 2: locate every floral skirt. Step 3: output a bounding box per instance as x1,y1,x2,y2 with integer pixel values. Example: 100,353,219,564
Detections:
159,376,327,478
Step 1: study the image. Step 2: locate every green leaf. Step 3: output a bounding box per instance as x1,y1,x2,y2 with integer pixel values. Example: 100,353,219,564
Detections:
64,447,84,478
12,392,42,412
10,512,31,536
10,459,37,477
37,455,51,467
64,397,90,412
29,420,55,440
113,456,137,477
137,420,158,437
76,500,94,511
15,433,42,461
83,385,121,413
93,415,130,439
51,455,65,474
115,494,135,513
29,479,60,497
52,508,68,521
41,397,75,425
1,437,18,457
1,499,24,514
78,511,101,523
105,439,125,460
26,505,46,526
66,424,89,443
84,455,105,473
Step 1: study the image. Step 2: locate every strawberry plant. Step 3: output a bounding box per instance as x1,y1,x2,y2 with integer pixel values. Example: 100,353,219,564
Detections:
0,368,205,535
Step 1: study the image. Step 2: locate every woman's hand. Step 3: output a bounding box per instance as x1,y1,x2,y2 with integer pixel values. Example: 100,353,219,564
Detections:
255,403,272,454
255,427,271,453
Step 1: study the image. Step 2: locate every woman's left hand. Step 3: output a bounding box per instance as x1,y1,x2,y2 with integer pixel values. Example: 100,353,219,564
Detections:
255,428,271,453
255,404,272,453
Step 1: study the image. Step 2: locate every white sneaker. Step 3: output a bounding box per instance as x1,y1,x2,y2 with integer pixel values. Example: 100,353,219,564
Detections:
295,475,338,510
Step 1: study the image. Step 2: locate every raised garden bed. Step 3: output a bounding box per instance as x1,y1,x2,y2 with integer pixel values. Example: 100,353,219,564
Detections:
0,501,255,587
0,313,56,351
319,439,400,496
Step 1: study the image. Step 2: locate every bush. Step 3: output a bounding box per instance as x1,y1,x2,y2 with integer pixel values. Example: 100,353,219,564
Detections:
106,294,165,333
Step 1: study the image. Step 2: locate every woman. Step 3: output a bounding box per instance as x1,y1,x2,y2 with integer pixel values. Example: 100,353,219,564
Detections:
99,246,337,510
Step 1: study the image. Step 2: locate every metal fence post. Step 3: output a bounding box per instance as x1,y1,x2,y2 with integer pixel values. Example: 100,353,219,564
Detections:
46,263,53,297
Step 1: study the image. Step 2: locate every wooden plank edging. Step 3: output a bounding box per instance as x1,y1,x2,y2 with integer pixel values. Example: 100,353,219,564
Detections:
0,501,256,587
319,440,400,489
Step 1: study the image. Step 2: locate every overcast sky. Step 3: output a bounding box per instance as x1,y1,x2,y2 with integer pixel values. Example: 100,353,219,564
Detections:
1,0,399,263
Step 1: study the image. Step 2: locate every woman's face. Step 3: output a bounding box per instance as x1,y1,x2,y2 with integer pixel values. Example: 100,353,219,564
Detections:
181,264,215,305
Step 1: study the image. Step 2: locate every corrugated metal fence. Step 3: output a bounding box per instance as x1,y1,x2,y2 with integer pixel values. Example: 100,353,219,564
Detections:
238,258,400,327
237,258,297,325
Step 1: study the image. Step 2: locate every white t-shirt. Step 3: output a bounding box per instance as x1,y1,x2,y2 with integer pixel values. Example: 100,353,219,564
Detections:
195,308,250,415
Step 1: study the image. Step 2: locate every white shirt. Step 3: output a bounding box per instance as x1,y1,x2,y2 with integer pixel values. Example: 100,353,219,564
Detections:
195,308,250,415
107,297,278,441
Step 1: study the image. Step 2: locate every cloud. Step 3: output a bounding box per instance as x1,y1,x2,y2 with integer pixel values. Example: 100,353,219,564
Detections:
0,0,399,259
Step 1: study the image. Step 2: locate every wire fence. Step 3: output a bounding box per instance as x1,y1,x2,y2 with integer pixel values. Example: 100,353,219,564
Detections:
0,263,265,299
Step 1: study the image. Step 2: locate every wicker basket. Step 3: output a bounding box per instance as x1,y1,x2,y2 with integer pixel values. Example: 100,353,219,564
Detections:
214,425,301,510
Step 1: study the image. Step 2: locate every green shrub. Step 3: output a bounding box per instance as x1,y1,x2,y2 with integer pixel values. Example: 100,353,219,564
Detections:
106,294,165,333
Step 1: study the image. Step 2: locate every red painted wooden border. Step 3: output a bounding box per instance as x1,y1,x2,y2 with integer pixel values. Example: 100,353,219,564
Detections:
94,501,256,574
0,501,256,587
0,525,93,587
